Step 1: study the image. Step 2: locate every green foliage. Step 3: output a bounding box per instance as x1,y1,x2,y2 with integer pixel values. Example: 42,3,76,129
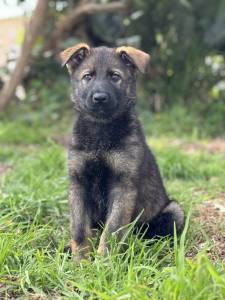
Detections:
0,109,225,298
3,0,225,119
124,0,225,109
0,1,225,297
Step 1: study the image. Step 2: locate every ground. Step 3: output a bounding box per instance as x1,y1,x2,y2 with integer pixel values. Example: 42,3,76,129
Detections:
0,106,225,299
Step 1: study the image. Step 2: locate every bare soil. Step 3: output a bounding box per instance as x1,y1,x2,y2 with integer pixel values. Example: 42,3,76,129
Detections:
170,138,225,155
188,193,225,261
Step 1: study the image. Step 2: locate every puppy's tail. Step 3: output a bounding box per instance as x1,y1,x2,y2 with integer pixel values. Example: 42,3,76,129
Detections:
144,200,185,239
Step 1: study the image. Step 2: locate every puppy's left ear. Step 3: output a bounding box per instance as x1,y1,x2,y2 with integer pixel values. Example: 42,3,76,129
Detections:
116,46,150,73
60,43,90,74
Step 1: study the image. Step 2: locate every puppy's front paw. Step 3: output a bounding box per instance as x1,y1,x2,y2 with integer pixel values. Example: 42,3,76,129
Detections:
70,239,91,262
97,239,108,256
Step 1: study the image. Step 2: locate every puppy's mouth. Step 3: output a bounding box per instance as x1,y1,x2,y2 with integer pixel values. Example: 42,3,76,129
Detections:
85,99,118,117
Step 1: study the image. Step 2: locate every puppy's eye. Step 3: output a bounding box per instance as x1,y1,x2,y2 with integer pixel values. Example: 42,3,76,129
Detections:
82,73,92,82
111,72,121,83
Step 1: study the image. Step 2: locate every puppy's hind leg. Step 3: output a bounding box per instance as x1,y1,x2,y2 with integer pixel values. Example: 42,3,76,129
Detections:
144,200,185,239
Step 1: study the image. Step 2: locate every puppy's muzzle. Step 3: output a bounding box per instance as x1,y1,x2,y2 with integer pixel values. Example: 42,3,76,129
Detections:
92,92,109,104
92,93,109,104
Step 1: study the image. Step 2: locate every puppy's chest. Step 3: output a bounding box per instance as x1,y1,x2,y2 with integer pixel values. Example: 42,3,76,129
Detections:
75,114,133,152
82,157,112,222
77,128,125,151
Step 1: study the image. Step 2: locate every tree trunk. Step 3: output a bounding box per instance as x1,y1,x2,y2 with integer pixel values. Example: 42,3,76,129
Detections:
0,0,49,112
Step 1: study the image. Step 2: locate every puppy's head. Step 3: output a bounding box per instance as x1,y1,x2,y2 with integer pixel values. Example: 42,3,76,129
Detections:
60,43,150,121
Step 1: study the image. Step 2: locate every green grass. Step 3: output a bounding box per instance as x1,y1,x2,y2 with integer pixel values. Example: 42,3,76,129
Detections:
0,106,225,299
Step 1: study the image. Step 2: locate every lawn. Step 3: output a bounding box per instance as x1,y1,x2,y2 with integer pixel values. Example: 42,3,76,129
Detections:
0,105,225,299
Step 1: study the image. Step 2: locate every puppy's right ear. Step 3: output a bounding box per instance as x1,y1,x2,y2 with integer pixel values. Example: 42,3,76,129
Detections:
60,43,90,74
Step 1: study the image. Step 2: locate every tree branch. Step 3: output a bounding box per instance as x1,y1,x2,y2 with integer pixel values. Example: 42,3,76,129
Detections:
48,1,127,50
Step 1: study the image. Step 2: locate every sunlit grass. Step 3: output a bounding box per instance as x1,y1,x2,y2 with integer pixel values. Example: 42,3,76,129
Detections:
0,107,224,298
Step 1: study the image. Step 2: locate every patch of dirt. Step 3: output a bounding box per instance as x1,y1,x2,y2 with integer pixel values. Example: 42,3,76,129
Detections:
207,139,225,153
0,276,20,299
53,134,71,148
0,276,60,299
188,193,225,261
0,163,11,176
29,295,53,300
170,138,225,154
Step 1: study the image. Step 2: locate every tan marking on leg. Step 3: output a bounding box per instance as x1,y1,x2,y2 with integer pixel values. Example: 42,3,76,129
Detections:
71,226,93,260
97,235,107,255
71,239,91,261
71,239,78,255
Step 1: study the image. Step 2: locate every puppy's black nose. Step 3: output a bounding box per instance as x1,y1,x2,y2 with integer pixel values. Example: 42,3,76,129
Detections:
92,92,109,104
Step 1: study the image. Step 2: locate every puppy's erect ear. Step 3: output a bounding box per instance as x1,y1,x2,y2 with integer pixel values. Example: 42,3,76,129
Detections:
116,46,150,73
60,43,90,74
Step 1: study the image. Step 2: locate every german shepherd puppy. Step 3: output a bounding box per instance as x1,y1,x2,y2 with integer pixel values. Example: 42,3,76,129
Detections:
60,43,184,259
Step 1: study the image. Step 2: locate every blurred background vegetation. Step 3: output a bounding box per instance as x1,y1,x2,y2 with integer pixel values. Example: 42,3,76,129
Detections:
0,0,225,137
1,3,225,298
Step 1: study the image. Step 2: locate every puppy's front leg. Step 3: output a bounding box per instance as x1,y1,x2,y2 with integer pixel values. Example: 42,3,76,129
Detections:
69,179,92,260
97,180,136,255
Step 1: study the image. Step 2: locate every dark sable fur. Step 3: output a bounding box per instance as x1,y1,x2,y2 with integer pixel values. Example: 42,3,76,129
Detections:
73,111,133,151
64,45,185,257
